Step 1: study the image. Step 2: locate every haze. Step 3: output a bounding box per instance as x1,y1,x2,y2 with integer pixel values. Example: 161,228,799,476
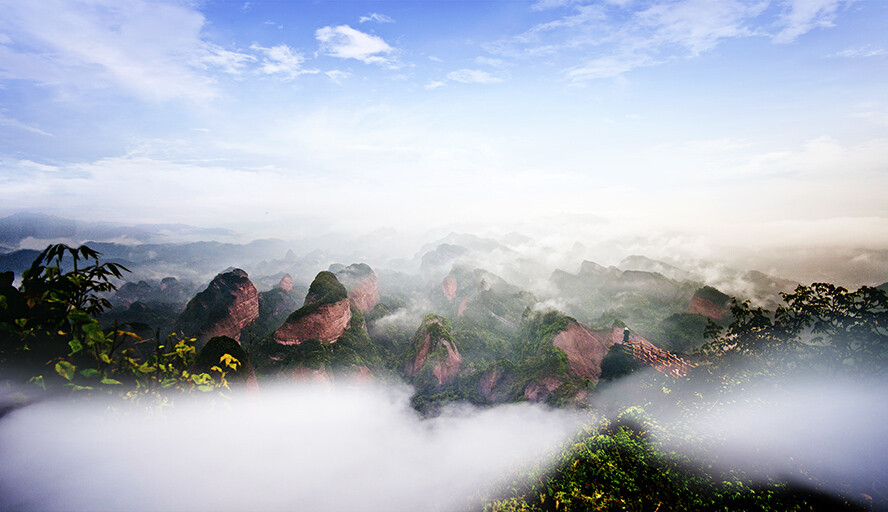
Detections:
0,0,886,285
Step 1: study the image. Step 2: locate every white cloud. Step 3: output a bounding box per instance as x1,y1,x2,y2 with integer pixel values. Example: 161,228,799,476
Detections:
774,0,850,43
0,386,582,512
325,69,350,84
0,0,222,102
492,0,858,82
199,43,255,75
250,44,317,79
475,56,507,67
565,54,651,81
446,69,504,84
315,25,394,65
428,55,444,63
359,13,395,24
635,0,767,55
425,80,446,90
830,45,886,58
0,114,53,136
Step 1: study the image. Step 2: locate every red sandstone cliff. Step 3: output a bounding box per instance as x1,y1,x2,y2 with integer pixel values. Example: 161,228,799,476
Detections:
552,321,620,382
273,298,352,345
406,315,462,385
176,269,259,348
688,295,727,320
335,263,380,314
442,276,457,301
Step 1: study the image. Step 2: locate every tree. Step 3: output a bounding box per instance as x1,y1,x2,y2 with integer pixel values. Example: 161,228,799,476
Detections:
700,283,888,375
0,244,237,398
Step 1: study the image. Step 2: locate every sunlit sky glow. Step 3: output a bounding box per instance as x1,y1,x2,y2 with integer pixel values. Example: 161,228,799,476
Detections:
0,0,886,252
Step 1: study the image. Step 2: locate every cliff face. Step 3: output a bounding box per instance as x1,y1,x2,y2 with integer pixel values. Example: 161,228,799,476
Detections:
687,286,731,320
273,298,352,345
272,271,352,346
688,296,727,320
406,315,462,386
176,269,259,349
551,321,617,382
334,263,380,314
442,276,457,301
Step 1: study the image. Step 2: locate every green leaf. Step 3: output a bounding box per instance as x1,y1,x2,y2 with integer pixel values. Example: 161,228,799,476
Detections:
28,375,46,390
197,384,214,392
68,339,83,355
79,368,101,378
55,361,76,381
100,377,122,385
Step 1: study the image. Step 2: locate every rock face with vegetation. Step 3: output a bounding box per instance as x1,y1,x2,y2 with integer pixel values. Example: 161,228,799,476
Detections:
687,285,731,320
406,314,462,386
334,263,380,314
176,269,259,348
273,271,351,346
551,321,621,382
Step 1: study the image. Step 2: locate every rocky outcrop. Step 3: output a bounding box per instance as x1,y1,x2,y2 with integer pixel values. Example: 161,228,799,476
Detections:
524,376,563,402
273,298,351,345
551,321,618,382
478,362,516,403
442,276,457,301
272,271,352,346
334,263,380,314
406,315,462,385
278,274,293,292
112,277,194,307
176,269,259,349
687,286,730,320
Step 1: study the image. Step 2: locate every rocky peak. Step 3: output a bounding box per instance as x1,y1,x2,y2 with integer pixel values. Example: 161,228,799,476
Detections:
687,286,730,320
406,314,461,385
333,263,380,314
278,274,293,292
273,271,351,346
176,269,259,349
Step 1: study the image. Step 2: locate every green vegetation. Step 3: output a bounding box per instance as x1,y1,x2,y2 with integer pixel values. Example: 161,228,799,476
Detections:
0,244,239,402
484,420,861,512
479,282,888,511
695,285,730,306
253,301,384,378
284,271,349,323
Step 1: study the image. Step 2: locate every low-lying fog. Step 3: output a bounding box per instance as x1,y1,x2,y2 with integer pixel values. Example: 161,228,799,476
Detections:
0,383,583,512
2,373,886,511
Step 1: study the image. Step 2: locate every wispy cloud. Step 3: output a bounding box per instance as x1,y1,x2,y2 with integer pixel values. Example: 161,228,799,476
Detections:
0,0,222,102
0,114,53,136
250,44,318,79
446,69,505,84
359,13,395,24
199,43,255,75
773,0,851,43
325,70,351,84
490,0,858,83
830,45,886,58
425,80,446,90
316,25,395,66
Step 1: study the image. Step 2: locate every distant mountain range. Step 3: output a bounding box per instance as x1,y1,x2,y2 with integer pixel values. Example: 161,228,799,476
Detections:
0,212,237,251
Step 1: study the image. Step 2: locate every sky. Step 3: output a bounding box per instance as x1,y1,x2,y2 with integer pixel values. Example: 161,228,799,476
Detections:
0,0,886,258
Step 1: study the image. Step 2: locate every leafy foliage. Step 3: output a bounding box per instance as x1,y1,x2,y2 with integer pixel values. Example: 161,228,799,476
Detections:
700,283,888,375
0,244,237,400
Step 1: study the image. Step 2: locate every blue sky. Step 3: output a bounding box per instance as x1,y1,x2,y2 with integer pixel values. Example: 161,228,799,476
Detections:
0,0,886,256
